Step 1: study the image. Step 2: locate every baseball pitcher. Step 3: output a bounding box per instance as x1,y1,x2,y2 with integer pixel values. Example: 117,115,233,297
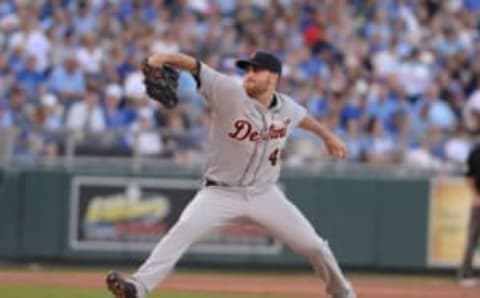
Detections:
106,51,356,298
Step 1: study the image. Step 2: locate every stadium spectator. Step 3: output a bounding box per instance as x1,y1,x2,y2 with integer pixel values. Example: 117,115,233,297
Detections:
102,84,127,129
75,33,104,75
8,17,50,72
15,55,44,100
125,107,162,156
0,101,12,129
362,117,396,164
404,135,443,171
342,118,364,162
8,85,30,131
47,55,86,103
412,84,457,133
39,93,62,131
66,87,105,133
445,124,472,166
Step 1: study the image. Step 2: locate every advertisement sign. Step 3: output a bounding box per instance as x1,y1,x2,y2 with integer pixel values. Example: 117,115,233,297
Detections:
69,176,282,255
428,178,480,267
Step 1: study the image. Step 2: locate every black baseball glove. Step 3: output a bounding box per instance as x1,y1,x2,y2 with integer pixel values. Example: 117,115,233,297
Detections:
142,59,179,108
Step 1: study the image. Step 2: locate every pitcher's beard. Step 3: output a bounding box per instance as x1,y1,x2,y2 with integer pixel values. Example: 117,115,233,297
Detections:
246,88,256,97
244,79,270,98
244,83,257,97
245,83,266,98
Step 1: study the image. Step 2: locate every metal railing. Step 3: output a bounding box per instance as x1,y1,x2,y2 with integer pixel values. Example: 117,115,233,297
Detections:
0,128,465,177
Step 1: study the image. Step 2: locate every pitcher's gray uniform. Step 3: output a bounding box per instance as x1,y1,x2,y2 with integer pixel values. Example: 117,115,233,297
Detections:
126,58,354,298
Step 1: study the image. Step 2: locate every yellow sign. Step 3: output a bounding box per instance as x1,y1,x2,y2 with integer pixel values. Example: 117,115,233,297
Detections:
428,178,480,267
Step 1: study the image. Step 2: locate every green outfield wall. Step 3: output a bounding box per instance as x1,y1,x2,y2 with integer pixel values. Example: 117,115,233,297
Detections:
0,168,433,269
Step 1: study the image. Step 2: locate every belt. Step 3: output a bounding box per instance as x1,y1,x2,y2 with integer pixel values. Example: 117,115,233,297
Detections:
205,178,231,187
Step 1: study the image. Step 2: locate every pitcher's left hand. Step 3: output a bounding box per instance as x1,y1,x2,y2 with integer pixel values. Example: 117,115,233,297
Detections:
324,134,347,159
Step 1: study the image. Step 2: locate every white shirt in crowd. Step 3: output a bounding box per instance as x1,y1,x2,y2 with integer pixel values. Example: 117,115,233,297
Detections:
126,110,163,156
124,71,145,99
76,46,103,74
398,61,431,96
445,137,471,164
405,147,443,170
66,101,106,132
8,29,51,71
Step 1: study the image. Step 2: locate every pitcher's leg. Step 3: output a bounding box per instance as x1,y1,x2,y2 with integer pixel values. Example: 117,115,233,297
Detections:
248,187,353,297
131,188,243,295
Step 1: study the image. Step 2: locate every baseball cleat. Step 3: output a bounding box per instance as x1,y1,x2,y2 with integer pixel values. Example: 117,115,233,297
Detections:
106,271,137,298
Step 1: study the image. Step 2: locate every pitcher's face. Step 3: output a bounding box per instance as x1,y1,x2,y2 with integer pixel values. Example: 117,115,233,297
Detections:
243,66,276,98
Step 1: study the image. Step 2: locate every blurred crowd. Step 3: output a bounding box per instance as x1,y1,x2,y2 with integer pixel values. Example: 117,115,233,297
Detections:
1,0,480,170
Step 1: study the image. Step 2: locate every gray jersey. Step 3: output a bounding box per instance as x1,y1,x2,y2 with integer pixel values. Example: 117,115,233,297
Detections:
199,63,306,188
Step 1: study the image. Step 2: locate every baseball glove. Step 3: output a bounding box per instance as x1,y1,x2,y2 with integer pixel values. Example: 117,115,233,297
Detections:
142,59,179,108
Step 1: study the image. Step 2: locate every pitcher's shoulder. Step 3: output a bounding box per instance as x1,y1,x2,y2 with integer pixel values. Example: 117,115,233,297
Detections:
274,92,302,109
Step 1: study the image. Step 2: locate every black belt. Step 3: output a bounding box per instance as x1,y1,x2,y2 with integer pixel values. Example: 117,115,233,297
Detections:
205,178,231,187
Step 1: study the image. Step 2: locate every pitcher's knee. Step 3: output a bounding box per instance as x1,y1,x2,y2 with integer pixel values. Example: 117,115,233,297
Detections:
170,219,197,236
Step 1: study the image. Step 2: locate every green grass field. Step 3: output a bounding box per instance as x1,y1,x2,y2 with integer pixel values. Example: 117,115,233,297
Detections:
0,284,292,298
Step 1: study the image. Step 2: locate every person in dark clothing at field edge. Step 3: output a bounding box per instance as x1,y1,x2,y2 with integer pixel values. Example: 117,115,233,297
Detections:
459,144,480,286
